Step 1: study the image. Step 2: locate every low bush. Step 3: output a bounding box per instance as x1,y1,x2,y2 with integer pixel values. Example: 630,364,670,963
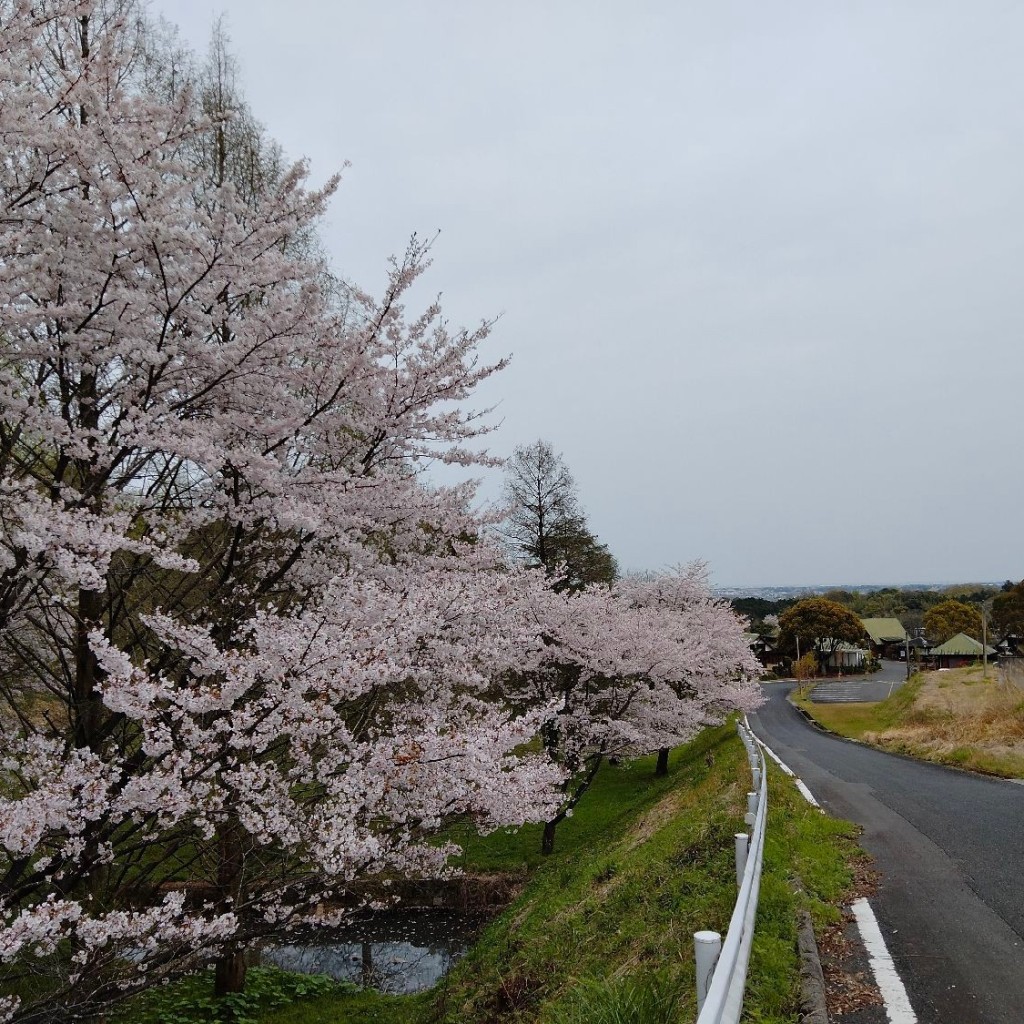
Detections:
112,966,352,1024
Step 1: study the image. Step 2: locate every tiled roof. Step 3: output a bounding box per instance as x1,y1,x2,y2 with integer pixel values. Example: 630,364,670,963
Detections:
860,617,908,644
928,632,996,657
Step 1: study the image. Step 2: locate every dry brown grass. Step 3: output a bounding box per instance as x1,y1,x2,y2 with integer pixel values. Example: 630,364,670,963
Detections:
863,664,1024,776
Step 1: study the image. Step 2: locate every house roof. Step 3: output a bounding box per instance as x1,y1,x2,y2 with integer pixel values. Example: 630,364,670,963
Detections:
928,632,996,657
743,632,775,650
860,617,908,644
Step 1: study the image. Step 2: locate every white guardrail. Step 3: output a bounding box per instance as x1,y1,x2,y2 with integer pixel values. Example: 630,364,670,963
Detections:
693,718,768,1024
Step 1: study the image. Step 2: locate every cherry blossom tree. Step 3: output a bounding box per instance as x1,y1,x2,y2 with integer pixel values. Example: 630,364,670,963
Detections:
0,3,766,1017
0,2,562,1018
620,565,764,776
515,565,762,854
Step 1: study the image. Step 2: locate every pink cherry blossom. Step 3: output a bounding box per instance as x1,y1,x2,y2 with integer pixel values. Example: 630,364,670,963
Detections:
0,2,761,1018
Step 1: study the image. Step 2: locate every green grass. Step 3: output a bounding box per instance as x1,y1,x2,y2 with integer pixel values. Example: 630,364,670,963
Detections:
793,700,883,740
256,724,862,1024
795,672,1024,778
543,973,682,1024
793,674,926,740
446,738,725,873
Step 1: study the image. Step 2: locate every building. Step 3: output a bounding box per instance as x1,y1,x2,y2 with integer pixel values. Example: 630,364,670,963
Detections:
994,634,1023,658
743,632,780,670
860,617,908,659
925,632,997,669
821,642,867,671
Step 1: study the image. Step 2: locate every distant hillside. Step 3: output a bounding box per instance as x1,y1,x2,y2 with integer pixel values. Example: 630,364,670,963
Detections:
715,583,999,601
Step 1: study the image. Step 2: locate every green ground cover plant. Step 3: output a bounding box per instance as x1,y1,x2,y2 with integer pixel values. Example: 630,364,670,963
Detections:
110,967,353,1024
251,723,862,1024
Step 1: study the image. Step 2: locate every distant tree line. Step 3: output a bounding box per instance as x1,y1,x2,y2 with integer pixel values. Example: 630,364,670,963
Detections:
736,584,1004,636
993,580,1024,637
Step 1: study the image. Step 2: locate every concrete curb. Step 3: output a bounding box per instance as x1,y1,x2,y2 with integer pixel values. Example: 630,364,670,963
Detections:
797,909,829,1023
786,692,1016,783
790,700,818,725
788,698,835,736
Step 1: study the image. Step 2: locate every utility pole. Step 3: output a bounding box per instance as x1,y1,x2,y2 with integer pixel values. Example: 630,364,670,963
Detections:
982,600,991,679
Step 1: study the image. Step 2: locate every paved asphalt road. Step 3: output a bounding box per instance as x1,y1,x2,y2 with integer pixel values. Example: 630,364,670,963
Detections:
750,684,1024,1024
808,659,912,703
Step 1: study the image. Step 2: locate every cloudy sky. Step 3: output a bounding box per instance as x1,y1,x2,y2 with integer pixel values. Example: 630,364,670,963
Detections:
158,1,1024,588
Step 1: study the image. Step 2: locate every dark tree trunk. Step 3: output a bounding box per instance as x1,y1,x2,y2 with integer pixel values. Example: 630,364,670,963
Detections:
73,366,104,755
74,586,105,753
541,819,557,856
214,823,246,995
361,941,374,987
655,746,670,777
214,949,247,996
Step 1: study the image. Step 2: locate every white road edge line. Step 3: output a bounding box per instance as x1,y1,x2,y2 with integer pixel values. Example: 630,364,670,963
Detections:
751,719,917,1022
749,728,826,812
851,897,918,1023
793,779,821,809
757,739,794,776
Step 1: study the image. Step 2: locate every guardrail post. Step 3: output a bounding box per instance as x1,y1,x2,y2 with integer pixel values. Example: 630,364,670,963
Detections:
734,832,748,887
737,722,754,761
694,930,722,1012
696,717,768,1024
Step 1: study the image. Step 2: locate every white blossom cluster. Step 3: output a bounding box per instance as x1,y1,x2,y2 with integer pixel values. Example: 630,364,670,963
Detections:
0,2,762,1019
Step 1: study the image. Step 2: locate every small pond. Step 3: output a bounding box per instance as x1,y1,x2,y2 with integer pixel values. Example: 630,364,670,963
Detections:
262,910,485,994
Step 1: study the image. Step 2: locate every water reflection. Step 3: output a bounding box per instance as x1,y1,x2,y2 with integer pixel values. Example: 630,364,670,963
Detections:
263,910,482,994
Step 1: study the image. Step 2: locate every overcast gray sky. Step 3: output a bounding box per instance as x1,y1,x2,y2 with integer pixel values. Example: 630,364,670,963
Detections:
159,0,1024,588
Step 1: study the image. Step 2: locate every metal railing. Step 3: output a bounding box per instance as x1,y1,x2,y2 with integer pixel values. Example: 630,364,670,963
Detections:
693,719,768,1023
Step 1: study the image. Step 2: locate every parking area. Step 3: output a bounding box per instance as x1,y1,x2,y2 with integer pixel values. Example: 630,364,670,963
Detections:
808,660,908,703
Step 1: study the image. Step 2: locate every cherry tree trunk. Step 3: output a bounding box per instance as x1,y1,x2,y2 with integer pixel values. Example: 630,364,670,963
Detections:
214,824,246,995
214,950,247,996
72,368,105,756
361,942,374,987
655,746,670,777
541,819,558,856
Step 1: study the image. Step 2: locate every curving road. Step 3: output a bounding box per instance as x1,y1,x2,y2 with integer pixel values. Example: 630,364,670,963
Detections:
750,684,1024,1024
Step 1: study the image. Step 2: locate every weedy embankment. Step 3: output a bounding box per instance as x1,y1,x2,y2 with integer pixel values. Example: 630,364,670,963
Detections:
255,723,863,1024
797,666,1024,778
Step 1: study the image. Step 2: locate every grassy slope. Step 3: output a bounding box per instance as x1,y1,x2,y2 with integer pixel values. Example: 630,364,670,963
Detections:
262,724,862,1024
796,667,1024,777
793,675,925,741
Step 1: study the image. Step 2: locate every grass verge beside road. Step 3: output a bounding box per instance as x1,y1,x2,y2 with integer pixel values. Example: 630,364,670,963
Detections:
795,666,1024,778
259,723,863,1024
